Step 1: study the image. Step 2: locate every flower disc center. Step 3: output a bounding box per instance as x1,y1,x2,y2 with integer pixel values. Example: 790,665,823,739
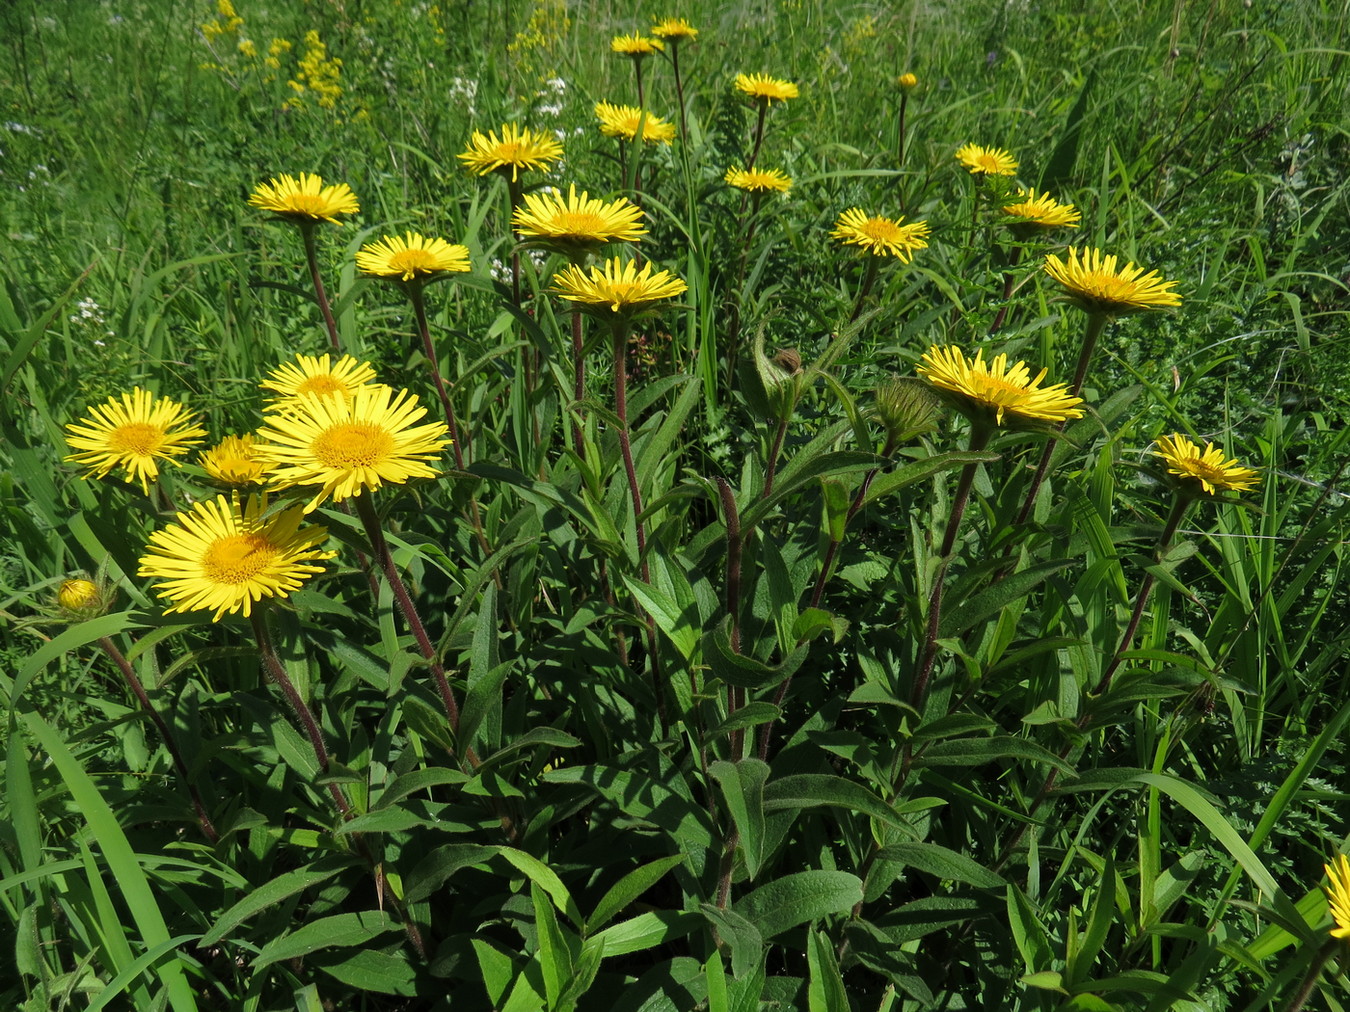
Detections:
312,423,395,468
203,533,279,584
295,375,345,397
108,422,166,456
389,250,437,274
553,211,608,235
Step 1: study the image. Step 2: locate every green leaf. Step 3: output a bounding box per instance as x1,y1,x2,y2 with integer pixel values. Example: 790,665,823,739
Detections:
253,911,399,969
202,858,351,945
532,882,572,1008
861,451,1001,508
710,759,769,880
1021,970,1067,993
807,929,849,1012
587,855,687,934
939,559,1073,638
624,575,701,661
586,911,701,957
497,848,584,930
704,621,809,690
874,842,1006,890
763,774,905,828
372,767,470,809
734,871,863,939
1006,884,1053,970
405,844,499,904
709,702,781,739
472,938,518,1006
913,736,1074,772
698,904,764,979
313,948,418,996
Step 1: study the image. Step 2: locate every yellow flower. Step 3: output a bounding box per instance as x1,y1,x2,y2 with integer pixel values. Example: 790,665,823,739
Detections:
724,166,792,193
917,345,1084,427
1153,434,1259,496
611,33,664,55
512,184,647,256
261,353,379,410
356,232,470,281
1003,188,1081,229
550,256,687,316
955,143,1019,177
651,18,698,41
248,173,359,224
831,208,931,262
200,434,275,487
594,102,677,144
456,123,563,182
138,494,334,621
1044,247,1182,316
735,73,799,104
898,72,918,91
256,385,449,513
65,388,206,493
1325,855,1350,940
57,578,104,616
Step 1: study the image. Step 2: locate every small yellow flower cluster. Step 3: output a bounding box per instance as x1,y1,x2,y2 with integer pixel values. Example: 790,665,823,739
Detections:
200,0,243,40
507,0,572,80
286,30,344,112
263,36,292,79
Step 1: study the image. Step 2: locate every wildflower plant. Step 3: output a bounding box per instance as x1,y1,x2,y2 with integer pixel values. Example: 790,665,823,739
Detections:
11,8,1350,1012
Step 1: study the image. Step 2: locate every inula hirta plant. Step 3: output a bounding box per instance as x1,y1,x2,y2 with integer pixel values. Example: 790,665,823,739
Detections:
831,208,931,262
512,184,648,256
724,167,793,193
1044,246,1184,316
456,123,563,181
955,142,1019,176
1154,433,1260,496
355,232,470,281
594,101,677,144
918,345,1085,428
247,172,358,223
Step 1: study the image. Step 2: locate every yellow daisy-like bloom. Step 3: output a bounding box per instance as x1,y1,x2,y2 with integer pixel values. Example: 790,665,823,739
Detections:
355,232,470,282
550,256,688,316
1003,188,1081,229
456,123,564,182
1044,247,1182,316
65,388,206,493
611,33,664,55
512,184,647,256
256,385,450,513
200,433,275,487
831,208,932,262
138,494,334,621
1154,434,1259,496
917,345,1085,427
724,166,793,193
1324,855,1350,940
57,578,103,615
261,353,379,410
735,73,799,104
594,102,677,144
247,173,360,225
955,143,1019,177
898,72,918,91
651,18,698,41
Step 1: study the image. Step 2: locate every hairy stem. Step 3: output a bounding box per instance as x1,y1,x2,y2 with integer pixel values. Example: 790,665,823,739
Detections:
299,223,340,351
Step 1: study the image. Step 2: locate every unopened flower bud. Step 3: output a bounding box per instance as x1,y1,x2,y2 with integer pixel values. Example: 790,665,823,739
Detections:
57,578,104,616
898,72,918,92
875,377,941,443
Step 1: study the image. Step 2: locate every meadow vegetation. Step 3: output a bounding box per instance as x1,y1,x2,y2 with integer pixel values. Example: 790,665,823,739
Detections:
2,0,1350,1009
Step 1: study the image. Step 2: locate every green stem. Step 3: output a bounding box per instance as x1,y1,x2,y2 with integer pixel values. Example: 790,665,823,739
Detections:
352,493,466,755
847,257,881,324
97,637,218,843
571,310,586,457
1013,311,1108,526
1283,938,1338,1012
408,282,466,469
716,477,745,759
249,610,351,819
299,223,340,351
911,424,993,710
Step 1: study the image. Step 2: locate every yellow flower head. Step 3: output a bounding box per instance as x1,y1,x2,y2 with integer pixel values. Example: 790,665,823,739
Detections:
1003,188,1081,229
831,208,931,262
200,433,275,487
1154,434,1258,496
57,577,105,616
651,18,698,41
955,143,1019,177
736,73,799,104
65,388,206,493
248,173,360,224
594,102,677,144
457,123,564,182
550,256,687,317
138,493,334,621
898,72,918,91
356,232,470,282
1325,855,1350,940
724,166,793,193
261,353,380,411
256,385,450,513
1044,247,1182,316
513,184,647,257
611,33,664,56
917,345,1084,427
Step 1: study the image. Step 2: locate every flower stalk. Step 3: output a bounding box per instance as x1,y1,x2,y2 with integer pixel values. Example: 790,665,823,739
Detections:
299,222,341,351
